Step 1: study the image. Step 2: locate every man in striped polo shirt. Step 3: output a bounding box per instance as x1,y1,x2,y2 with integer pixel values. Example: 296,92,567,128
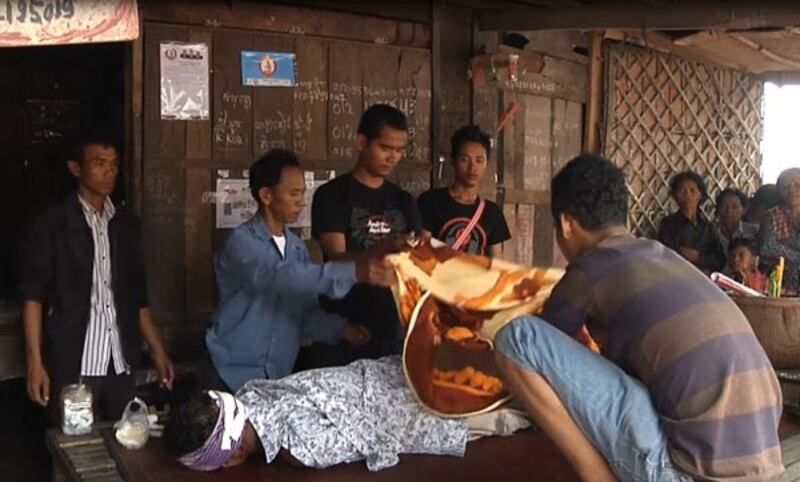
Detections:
495,155,783,481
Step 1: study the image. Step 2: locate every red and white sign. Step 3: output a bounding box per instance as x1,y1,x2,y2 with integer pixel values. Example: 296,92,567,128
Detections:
0,0,139,47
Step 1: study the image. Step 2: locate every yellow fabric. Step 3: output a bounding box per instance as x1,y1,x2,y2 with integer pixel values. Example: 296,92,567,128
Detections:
388,239,564,417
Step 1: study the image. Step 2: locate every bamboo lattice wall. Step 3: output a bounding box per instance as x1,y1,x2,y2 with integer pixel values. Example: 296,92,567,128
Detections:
603,44,764,237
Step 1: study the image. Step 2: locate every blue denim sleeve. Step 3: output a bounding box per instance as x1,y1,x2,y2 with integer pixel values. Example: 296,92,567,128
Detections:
223,229,357,299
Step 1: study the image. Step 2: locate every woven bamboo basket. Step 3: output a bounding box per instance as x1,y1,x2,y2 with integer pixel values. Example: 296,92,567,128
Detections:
733,296,800,369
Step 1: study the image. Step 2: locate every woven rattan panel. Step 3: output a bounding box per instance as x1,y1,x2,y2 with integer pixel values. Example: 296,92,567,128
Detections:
603,44,764,237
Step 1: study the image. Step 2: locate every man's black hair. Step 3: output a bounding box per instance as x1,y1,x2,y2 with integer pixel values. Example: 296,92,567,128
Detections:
249,148,300,204
749,184,780,211
551,154,628,230
163,391,220,458
728,236,758,256
715,187,749,216
450,125,492,160
68,134,118,166
669,171,708,201
357,104,408,142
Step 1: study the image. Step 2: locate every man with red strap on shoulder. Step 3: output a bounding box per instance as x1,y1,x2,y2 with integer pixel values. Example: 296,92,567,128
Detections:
418,125,510,257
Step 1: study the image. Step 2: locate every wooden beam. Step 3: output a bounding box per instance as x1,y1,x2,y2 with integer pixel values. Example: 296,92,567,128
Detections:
504,188,550,205
608,29,743,71
730,34,800,69
478,2,800,32
584,31,603,154
142,0,430,48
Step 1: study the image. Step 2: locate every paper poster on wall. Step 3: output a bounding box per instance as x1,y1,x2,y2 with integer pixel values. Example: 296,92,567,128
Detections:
288,171,334,229
160,41,209,120
241,51,297,87
216,179,257,229
0,0,139,47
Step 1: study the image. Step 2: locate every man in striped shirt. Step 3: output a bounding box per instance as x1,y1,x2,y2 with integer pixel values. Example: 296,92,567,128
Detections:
495,155,783,481
21,136,175,421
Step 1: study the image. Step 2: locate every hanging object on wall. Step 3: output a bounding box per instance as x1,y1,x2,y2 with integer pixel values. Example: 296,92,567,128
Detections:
0,0,139,47
160,41,210,121
241,51,297,87
469,49,544,87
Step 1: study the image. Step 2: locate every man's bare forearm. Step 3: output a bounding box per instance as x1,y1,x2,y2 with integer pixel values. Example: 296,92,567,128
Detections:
138,308,168,356
23,300,44,366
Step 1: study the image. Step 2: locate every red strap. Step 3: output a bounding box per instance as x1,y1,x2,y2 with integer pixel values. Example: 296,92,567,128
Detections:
452,198,486,251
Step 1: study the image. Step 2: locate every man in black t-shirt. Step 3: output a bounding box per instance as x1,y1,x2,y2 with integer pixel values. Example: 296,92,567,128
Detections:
305,104,421,369
418,125,510,257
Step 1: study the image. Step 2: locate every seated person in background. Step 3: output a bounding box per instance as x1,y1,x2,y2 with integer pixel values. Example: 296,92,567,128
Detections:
658,170,725,272
495,155,782,482
418,125,510,256
205,149,390,392
745,184,781,226
726,237,768,292
164,357,530,472
759,168,800,292
306,104,422,369
715,187,758,254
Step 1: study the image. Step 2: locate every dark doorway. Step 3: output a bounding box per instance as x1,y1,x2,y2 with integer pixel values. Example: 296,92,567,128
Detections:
0,41,125,302
0,41,126,482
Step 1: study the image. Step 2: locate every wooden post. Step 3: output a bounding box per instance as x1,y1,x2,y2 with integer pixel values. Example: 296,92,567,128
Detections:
430,0,442,187
125,11,144,216
584,31,604,154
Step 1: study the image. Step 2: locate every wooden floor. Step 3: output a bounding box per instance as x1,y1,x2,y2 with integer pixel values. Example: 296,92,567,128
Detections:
778,434,800,482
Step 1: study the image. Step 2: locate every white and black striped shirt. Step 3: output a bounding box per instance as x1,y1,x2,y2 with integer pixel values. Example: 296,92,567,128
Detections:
78,195,129,376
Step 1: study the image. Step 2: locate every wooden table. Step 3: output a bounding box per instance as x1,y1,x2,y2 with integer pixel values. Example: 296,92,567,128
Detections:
48,424,580,482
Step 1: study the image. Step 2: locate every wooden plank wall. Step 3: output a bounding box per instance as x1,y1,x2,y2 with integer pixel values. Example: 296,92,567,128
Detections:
141,4,433,358
473,31,588,268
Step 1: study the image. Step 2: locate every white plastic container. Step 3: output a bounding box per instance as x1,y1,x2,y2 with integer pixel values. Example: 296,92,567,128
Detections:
61,384,93,435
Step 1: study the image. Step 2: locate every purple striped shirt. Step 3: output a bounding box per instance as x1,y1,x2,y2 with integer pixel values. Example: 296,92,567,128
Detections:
541,233,783,480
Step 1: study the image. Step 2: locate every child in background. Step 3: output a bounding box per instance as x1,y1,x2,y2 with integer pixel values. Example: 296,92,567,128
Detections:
727,237,768,293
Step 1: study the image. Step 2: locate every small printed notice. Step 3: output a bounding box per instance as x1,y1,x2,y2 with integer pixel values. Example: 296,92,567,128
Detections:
216,178,257,229
241,51,296,87
160,41,210,120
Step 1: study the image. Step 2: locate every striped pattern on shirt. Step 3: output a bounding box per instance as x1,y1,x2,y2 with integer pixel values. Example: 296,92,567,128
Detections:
541,234,783,481
77,195,129,376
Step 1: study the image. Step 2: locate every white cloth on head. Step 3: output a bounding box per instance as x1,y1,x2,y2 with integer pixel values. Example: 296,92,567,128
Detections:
208,390,247,451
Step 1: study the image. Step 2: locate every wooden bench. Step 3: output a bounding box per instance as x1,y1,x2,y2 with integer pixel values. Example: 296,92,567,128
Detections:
48,423,580,482
49,415,800,482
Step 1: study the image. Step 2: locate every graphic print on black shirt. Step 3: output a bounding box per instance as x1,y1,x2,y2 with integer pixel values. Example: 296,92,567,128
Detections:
438,216,490,254
417,188,511,256
350,207,409,250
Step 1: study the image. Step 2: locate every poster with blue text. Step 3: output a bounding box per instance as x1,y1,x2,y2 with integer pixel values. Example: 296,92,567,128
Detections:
241,51,296,87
